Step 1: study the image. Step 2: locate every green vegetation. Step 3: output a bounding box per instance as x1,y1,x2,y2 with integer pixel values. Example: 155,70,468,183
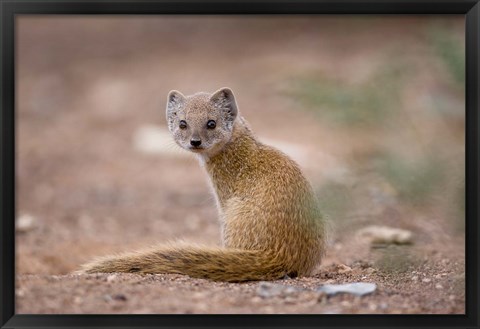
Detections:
450,180,465,234
430,27,465,90
375,153,446,206
315,181,353,220
288,60,407,126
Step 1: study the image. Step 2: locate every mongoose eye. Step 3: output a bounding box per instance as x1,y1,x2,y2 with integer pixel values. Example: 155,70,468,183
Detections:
179,120,187,129
207,120,216,129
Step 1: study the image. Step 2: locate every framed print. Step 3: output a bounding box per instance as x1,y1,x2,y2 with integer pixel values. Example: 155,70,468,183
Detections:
1,1,479,329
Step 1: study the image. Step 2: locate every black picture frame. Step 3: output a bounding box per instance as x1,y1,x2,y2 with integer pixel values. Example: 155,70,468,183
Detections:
1,1,478,328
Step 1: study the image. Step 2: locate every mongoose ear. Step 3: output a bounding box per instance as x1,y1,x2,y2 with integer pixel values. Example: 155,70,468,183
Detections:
166,90,185,127
210,87,238,125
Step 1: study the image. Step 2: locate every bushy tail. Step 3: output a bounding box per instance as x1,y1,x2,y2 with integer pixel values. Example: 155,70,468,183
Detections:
79,243,288,282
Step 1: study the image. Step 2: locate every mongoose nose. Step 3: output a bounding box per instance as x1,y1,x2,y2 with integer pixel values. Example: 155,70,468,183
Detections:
190,139,202,147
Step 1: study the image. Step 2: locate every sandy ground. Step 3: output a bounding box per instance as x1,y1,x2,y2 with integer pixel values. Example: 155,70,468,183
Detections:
16,16,465,314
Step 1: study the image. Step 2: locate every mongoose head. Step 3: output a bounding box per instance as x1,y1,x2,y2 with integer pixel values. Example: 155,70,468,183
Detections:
166,87,238,157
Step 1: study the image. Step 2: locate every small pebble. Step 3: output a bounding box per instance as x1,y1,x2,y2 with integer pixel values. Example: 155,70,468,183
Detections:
192,292,207,299
106,274,118,283
340,300,352,307
256,282,302,298
112,294,127,301
422,278,432,283
284,296,297,304
336,264,352,274
365,268,376,274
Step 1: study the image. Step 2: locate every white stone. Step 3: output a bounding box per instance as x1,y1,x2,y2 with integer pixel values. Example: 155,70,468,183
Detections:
356,225,413,245
317,282,377,297
16,214,36,232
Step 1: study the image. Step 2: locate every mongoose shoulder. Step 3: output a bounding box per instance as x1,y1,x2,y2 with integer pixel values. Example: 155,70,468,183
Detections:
80,87,326,282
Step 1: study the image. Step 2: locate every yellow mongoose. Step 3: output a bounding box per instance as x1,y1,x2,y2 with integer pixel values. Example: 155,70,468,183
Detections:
80,87,326,282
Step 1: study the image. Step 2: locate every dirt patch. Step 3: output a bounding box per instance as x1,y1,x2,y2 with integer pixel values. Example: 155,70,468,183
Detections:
16,257,465,314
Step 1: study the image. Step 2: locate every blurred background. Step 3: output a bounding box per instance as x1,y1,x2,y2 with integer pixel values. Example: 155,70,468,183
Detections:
17,16,464,284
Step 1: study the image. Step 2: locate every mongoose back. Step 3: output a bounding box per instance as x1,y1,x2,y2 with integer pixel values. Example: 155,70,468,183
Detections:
80,87,326,282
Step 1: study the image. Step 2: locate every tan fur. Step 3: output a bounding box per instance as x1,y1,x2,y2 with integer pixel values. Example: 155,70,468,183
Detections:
80,88,326,282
